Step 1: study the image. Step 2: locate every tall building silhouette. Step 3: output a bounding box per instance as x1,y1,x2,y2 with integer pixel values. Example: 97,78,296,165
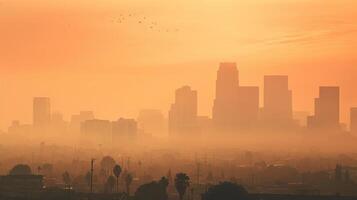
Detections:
169,86,198,135
307,87,340,130
212,62,239,131
263,76,292,127
33,97,51,128
350,108,357,134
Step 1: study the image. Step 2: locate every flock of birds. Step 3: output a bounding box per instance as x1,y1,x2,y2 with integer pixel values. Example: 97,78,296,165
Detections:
110,13,180,33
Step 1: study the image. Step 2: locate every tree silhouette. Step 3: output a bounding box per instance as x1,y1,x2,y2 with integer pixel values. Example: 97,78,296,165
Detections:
134,177,169,200
201,182,248,200
125,173,133,195
175,173,190,200
106,175,116,193
100,156,116,176
113,164,122,192
62,171,71,189
159,176,169,190
9,164,32,175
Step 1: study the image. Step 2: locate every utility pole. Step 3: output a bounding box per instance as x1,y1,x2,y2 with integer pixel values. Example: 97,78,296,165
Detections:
90,159,95,194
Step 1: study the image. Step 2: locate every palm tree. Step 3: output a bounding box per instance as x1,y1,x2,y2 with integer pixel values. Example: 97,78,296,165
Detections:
125,173,133,195
113,164,122,192
175,173,190,200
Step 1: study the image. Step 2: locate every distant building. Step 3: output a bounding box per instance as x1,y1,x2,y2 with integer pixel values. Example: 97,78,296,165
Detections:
169,86,198,135
33,97,51,129
112,118,137,139
137,109,166,135
212,62,240,132
263,76,293,128
307,87,340,130
350,107,357,134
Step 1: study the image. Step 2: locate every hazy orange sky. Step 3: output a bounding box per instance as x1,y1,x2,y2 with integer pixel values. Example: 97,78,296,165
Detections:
1,0,357,129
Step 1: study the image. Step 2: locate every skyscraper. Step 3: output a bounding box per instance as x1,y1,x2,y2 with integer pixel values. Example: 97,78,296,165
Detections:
307,87,340,130
212,62,239,131
263,76,292,127
33,97,51,128
168,86,198,135
350,108,357,134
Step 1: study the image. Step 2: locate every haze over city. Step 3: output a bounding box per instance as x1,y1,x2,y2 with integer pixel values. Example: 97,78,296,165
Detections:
1,1,357,200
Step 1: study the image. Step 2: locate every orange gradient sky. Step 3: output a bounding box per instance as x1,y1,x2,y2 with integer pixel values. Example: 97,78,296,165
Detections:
1,0,357,129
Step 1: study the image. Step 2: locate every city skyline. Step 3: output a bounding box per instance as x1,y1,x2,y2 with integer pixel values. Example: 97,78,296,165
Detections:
4,62,357,135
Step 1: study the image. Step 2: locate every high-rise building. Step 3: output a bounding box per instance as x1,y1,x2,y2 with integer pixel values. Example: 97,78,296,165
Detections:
212,62,239,131
237,86,259,128
263,76,292,127
307,87,340,130
33,97,51,128
350,108,357,134
169,86,198,135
